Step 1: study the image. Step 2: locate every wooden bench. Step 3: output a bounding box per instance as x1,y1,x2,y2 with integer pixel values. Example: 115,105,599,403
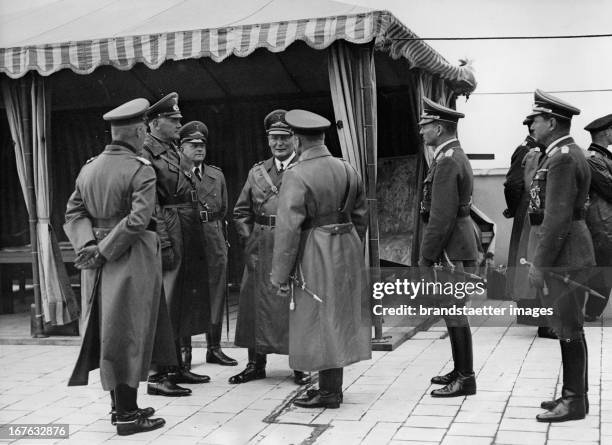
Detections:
0,243,76,314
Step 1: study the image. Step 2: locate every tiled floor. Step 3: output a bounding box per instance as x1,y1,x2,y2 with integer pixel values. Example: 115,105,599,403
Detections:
1,302,611,444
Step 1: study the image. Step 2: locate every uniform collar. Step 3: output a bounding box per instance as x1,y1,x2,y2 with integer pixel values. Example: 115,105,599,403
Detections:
433,138,459,160
589,143,612,160
545,135,572,155
299,145,331,161
274,152,296,170
145,133,177,156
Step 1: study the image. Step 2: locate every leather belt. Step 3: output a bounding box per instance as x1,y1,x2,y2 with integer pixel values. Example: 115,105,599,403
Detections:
163,203,192,209
303,212,350,230
254,214,276,227
199,210,222,223
92,217,156,241
457,205,470,217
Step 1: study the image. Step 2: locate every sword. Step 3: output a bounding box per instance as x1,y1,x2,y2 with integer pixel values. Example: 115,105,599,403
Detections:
223,220,231,341
289,272,323,304
519,258,606,300
434,251,486,282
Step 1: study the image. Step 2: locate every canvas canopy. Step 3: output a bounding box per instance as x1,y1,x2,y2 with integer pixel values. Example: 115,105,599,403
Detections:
0,0,476,338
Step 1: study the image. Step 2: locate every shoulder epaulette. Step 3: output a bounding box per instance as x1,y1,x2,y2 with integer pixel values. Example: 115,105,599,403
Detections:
286,162,298,170
445,149,454,157
254,161,265,167
135,156,151,166
533,147,541,152
208,164,222,171
560,146,569,154
85,156,98,164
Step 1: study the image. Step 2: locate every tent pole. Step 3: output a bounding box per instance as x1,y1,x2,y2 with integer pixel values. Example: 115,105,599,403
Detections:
360,45,383,341
20,75,46,338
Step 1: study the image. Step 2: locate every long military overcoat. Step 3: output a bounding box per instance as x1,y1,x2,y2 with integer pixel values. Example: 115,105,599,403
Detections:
65,144,176,391
271,145,371,371
585,143,612,267
194,163,228,328
142,134,209,338
504,136,539,298
233,156,296,354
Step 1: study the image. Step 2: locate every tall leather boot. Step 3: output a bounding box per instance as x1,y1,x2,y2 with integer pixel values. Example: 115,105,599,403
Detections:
172,339,210,384
180,336,193,370
114,384,164,436
431,326,459,385
206,324,237,366
295,368,342,409
537,339,586,422
541,335,589,414
229,349,266,384
431,327,476,397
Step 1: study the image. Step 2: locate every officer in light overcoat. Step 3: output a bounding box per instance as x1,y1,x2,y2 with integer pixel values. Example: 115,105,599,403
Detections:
64,98,171,436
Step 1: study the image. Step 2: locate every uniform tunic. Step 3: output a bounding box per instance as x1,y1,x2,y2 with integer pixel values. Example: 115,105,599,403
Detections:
233,157,296,354
420,139,479,264
142,134,209,338
526,136,595,339
194,163,228,328
65,144,176,390
271,145,371,371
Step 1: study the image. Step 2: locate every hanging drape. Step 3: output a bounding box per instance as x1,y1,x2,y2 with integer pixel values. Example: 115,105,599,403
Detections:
1,75,78,326
31,77,79,325
328,41,378,270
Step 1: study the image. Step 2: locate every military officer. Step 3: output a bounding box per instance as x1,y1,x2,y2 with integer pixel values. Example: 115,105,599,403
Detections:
271,110,371,409
142,93,210,396
418,97,479,398
177,120,237,367
64,98,172,435
231,110,309,385
583,114,612,321
503,117,539,293
526,89,595,422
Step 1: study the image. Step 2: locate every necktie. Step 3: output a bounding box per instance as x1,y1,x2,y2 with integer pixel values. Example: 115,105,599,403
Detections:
278,162,285,172
194,166,202,181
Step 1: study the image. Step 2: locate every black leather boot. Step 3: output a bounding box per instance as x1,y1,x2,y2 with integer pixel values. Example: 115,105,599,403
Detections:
432,327,476,397
431,371,476,397
294,370,311,385
206,324,237,366
537,339,586,422
147,369,192,397
172,339,210,384
116,411,166,436
432,325,460,385
537,326,558,339
294,390,340,409
228,350,266,384
541,336,589,414
180,337,193,371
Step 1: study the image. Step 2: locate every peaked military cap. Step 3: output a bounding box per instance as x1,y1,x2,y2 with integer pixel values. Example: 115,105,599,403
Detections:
584,113,612,133
419,97,464,125
179,121,208,144
285,110,331,134
264,109,293,135
103,98,150,125
147,92,182,119
531,89,580,121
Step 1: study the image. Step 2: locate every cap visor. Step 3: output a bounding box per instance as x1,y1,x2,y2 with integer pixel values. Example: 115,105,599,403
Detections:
267,129,293,135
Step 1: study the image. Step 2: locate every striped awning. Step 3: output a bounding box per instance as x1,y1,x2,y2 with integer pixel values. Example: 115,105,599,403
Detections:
0,7,475,95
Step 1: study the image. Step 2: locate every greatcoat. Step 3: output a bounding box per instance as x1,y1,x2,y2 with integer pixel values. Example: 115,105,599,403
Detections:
233,156,297,354
503,136,539,298
585,143,612,267
271,145,371,371
142,134,209,338
193,163,228,328
65,144,176,390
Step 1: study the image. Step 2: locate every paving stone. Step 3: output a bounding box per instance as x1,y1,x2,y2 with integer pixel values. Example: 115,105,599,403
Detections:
393,426,445,442
447,422,497,437
494,430,547,445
